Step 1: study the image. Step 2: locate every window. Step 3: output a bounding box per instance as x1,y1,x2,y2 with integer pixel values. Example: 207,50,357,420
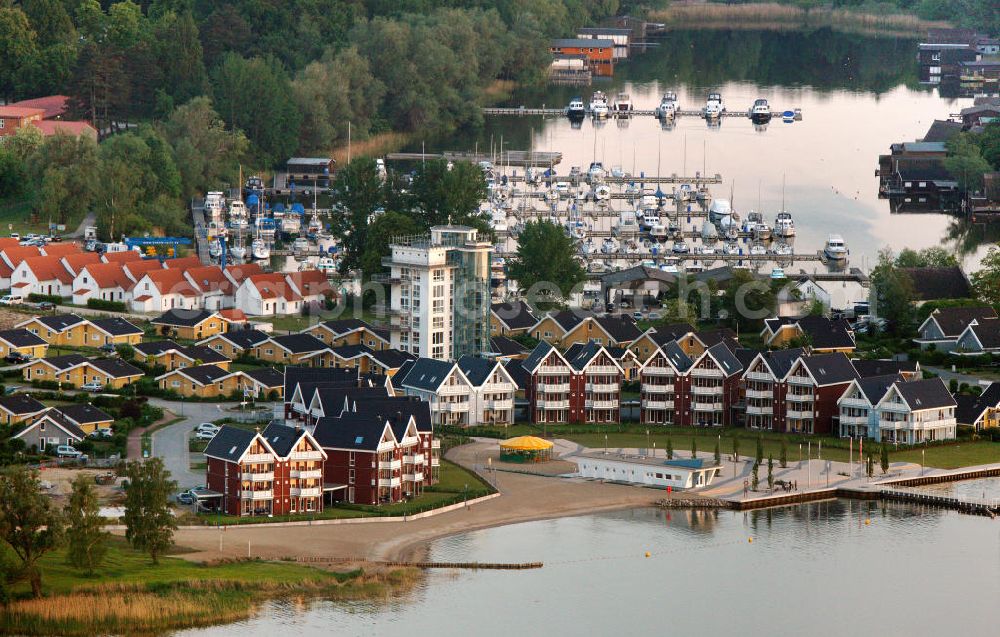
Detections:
171,380,180,388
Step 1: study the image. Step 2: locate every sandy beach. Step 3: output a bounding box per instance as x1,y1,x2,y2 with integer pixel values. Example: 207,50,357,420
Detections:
169,441,670,564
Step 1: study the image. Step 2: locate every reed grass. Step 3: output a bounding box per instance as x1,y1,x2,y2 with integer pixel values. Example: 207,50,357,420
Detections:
651,2,950,36
329,130,413,164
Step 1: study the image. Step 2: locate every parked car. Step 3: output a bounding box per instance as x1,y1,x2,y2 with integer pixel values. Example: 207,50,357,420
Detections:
8,232,18,239
81,381,104,392
56,445,83,459
632,311,644,320
48,235,62,242
195,422,219,434
194,430,217,441
98,343,117,355
648,311,662,321
89,427,113,439
4,352,30,364
0,295,21,306
176,492,195,505
37,301,55,311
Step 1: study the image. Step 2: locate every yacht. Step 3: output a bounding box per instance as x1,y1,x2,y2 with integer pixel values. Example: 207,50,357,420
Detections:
594,184,611,201
748,212,772,240
317,257,338,274
281,214,301,234
228,200,248,229
567,97,586,119
772,242,793,256
251,238,270,261
655,92,679,119
708,199,733,224
204,191,225,222
614,210,640,236
770,267,787,280
601,238,618,254
589,91,609,118
824,234,848,261
292,237,310,253
208,238,223,259
750,98,772,120
774,211,796,237
649,220,669,240
701,220,719,241
640,210,660,233
749,243,767,256
613,92,632,113
723,242,741,256
588,161,606,181
704,92,725,119
308,213,324,234
243,175,264,196
672,241,690,254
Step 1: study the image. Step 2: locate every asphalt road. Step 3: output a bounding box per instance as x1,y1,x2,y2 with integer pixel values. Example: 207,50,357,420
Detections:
146,399,231,490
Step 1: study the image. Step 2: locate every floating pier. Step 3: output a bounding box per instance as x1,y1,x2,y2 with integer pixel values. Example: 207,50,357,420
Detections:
482,107,803,121
386,150,563,167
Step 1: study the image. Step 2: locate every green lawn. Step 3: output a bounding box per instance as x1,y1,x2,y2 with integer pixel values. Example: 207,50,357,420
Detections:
0,198,52,237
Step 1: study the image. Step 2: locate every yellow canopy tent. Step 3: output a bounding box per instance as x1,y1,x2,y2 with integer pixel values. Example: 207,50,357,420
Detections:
499,436,554,463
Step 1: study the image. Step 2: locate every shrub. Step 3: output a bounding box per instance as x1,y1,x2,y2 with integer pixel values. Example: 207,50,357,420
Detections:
87,298,127,312
27,293,62,305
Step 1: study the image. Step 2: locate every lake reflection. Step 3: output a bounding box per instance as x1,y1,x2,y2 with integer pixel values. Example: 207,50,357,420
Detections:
180,501,1000,637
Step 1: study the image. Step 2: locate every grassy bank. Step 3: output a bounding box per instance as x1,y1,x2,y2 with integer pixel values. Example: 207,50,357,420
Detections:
1,539,418,636
651,2,950,36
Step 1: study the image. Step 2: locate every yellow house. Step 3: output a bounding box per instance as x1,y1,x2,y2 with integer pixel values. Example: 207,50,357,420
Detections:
197,329,270,360
254,334,329,365
490,301,538,336
23,354,90,387
16,314,92,347
304,319,390,350
0,328,49,360
761,316,855,354
156,364,238,398
530,312,642,349
89,317,144,347
82,358,145,389
151,309,226,341
47,403,114,435
235,368,285,399
0,394,47,426
628,324,696,362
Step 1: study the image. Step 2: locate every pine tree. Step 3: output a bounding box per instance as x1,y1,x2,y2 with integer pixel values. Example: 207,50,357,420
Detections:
751,462,759,491
767,454,774,491
779,438,788,468
691,437,697,459
65,474,108,574
666,435,673,460
714,438,721,464
880,444,890,475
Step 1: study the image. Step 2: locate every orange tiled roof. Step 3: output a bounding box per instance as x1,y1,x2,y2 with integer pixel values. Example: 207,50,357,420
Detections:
224,263,264,283
61,252,102,276
248,273,301,301
80,262,132,290
2,246,43,267
143,268,201,297
0,238,20,249
218,308,247,322
9,95,69,119
0,106,44,119
39,243,81,258
123,259,164,281
33,120,97,138
162,256,203,270
185,265,233,294
286,270,334,297
101,251,144,264
22,255,73,284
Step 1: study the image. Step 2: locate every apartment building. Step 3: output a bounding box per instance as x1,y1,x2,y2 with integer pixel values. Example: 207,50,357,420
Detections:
521,341,573,424
875,378,957,444
783,353,859,435
687,343,743,427
456,355,517,425
838,374,904,440
396,357,473,426
565,341,623,424
741,348,803,431
639,341,693,425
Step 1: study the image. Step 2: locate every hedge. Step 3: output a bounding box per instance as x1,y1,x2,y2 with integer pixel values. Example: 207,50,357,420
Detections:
27,293,61,304
87,298,127,312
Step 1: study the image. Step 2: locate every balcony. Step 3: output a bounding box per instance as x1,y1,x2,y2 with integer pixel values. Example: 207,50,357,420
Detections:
587,365,620,375
404,453,426,465
787,375,813,386
244,471,274,482
244,453,272,464
691,385,723,396
691,367,723,378
379,477,402,488
431,439,441,449
290,487,321,497
289,451,323,461
381,459,402,471
403,472,425,482
745,371,773,382
787,409,813,420
240,490,273,500
440,401,470,412
839,397,871,409
539,383,570,394
879,401,909,414
745,389,771,399
643,383,673,394
439,384,468,396
586,382,619,393
840,414,869,426
538,399,569,410
692,402,724,412
642,399,670,410
488,382,514,393
289,469,322,479
746,404,771,415
431,457,440,466
787,393,813,403
538,365,568,375
486,399,514,410
642,366,673,377
586,399,619,409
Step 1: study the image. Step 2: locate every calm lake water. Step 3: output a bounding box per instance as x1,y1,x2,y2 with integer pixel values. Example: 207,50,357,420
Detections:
182,500,1000,637
426,28,998,269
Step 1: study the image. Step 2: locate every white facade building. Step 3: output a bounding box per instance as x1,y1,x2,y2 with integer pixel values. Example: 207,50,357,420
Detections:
575,452,721,489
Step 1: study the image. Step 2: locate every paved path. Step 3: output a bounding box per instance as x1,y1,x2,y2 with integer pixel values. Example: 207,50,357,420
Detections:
66,212,96,238
925,366,994,388
147,399,231,489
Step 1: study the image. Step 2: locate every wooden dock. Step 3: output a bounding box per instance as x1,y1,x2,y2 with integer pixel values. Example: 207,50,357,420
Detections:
385,150,563,167
495,249,825,263
482,107,802,121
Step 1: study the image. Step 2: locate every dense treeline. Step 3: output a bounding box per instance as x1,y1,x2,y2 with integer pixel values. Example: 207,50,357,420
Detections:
0,0,650,237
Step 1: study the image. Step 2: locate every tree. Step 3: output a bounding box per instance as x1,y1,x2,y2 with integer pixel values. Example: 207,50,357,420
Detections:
870,248,915,336
360,211,424,281
751,462,759,491
866,454,874,479
971,245,1000,308
767,454,774,491
945,133,991,192
65,474,108,574
160,96,248,198
714,438,720,464
722,269,776,331
507,220,586,299
691,437,697,459
123,458,177,564
732,437,740,461
333,158,387,274
410,159,489,231
880,444,889,475
0,7,39,101
895,247,958,269
755,434,764,465
0,466,64,597
666,434,673,460
780,438,788,468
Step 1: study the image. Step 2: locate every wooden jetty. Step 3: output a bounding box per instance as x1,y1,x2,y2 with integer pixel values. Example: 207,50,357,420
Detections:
482,107,802,121
495,249,825,264
386,150,563,167
877,488,998,518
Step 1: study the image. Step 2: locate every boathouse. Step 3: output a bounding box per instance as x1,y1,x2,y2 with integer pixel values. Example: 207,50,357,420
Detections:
550,38,614,76
576,452,721,490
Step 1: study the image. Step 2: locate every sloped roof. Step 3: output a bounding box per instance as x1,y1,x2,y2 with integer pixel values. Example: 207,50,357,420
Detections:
88,357,144,378
490,335,528,357
660,340,693,372
0,394,46,416
101,251,144,264
186,265,235,295
241,367,284,388
271,333,328,354
176,345,229,365
491,301,538,330
921,119,963,143
61,252,102,276
312,414,386,451
504,359,531,390
895,378,956,410
456,355,498,387
38,353,89,370
522,340,560,373
926,306,997,337
969,318,1000,349
35,120,97,138
81,262,133,289
286,270,333,297
162,256,203,270
594,315,643,343
852,359,919,378
0,328,47,348
647,322,697,346
901,267,972,301
798,352,859,385
283,366,358,400
134,340,179,357
151,309,216,327
167,363,230,385
248,273,301,301
261,421,312,458
9,95,69,118
695,328,740,352
203,426,259,462
400,358,457,392
90,317,142,337
54,402,113,425
856,374,904,404
19,410,86,441
22,255,74,284
955,383,1000,425
565,341,604,371
366,347,414,370
796,315,855,350
210,328,269,349
143,269,201,297
703,342,743,377
31,313,87,332
123,259,165,281
317,318,374,336
38,242,81,258
352,396,432,433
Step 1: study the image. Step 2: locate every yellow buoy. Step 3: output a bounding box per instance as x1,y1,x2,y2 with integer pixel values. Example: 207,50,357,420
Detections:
748,537,753,544
645,551,651,558
865,519,871,525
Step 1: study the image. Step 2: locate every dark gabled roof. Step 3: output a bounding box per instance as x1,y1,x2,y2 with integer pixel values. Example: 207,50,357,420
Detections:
0,328,47,348
177,345,229,365
271,333,328,354
316,385,390,415
900,267,972,301
261,421,308,458
594,315,642,343
606,346,634,362
795,315,855,350
319,318,376,336
549,310,586,332
895,378,956,410
649,323,697,346
361,372,390,389
968,318,1000,349
89,357,143,378
400,357,457,392
203,425,258,462
764,348,805,379
172,364,230,385
695,328,739,352
456,355,498,387
522,341,558,373
490,335,528,357
661,340,693,372
285,366,358,399
734,348,761,370
0,394,46,415
926,306,998,338
856,374,904,404
491,301,538,330
504,359,531,390
151,308,216,327
352,396,433,433
215,328,270,349
90,317,143,337
330,343,372,359
894,158,955,182
312,414,387,451
852,359,919,378
241,367,284,388
393,359,416,386
53,403,113,425
34,313,87,332
38,409,88,439
366,348,414,370
134,340,180,357
703,342,743,377
565,341,604,371
798,352,859,385
921,119,963,143
39,354,89,370
955,383,1000,425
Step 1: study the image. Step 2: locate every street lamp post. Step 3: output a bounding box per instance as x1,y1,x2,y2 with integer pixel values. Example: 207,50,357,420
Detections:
646,429,650,455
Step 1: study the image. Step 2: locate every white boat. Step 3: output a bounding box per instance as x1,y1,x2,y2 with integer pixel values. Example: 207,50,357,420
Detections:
685,261,705,273
600,238,618,255
723,242,740,256
655,91,679,119
708,199,733,224
747,212,772,240
317,256,338,274
772,242,793,256
701,244,717,256
613,92,632,113
750,98,772,120
228,199,248,229
824,234,848,261
581,238,596,254
749,243,767,256
208,238,222,259
704,92,725,119
674,183,694,204
770,267,786,280
588,162,606,181
229,245,246,261
307,214,322,234
251,238,270,260
292,237,310,252
614,210,640,236
594,184,611,201
774,211,796,237
567,97,586,119
589,91,609,118
672,241,690,254
649,220,668,240
204,191,225,221
701,220,719,241
281,214,301,234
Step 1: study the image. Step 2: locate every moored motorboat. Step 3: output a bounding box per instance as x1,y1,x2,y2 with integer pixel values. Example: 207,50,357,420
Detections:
824,234,848,261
